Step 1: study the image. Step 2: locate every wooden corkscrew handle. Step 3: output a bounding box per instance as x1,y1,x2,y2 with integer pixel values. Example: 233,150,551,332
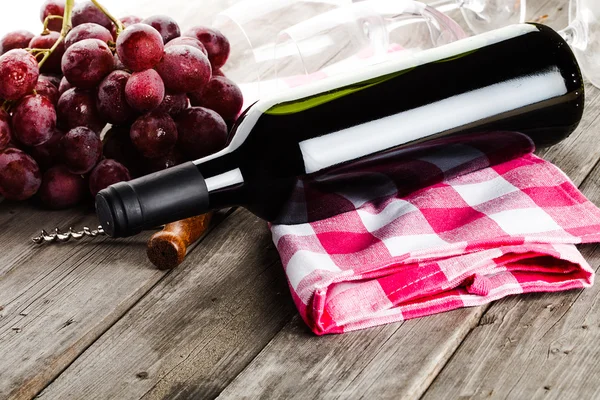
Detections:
146,213,212,270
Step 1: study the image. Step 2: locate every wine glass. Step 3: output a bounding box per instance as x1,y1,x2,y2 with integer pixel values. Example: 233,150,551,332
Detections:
213,0,351,102
424,0,527,34
273,0,467,85
560,0,600,88
216,0,467,103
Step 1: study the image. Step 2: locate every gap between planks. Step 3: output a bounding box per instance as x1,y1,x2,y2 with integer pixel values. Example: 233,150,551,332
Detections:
38,75,600,400
37,208,297,400
14,0,587,398
416,89,600,398
0,206,233,400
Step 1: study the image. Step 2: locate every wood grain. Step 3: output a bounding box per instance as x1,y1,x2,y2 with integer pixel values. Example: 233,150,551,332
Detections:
214,79,600,400
3,0,598,399
38,209,296,400
0,203,93,277
216,308,488,400
421,175,600,400
0,205,229,400
420,32,600,397
211,4,600,396
529,0,600,185
538,86,600,184
0,2,238,399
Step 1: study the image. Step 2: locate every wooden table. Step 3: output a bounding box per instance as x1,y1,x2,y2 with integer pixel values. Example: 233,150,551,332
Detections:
2,0,599,399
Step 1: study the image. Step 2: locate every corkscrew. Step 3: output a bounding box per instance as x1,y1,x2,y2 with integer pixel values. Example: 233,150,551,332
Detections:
31,226,107,244
31,215,211,270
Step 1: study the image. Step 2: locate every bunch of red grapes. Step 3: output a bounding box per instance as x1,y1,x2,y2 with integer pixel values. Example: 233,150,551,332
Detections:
0,0,243,209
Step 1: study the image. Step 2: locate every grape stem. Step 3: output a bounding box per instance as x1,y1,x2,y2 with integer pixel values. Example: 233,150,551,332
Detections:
1,100,13,113
37,0,74,69
91,0,125,35
27,48,52,55
42,15,64,35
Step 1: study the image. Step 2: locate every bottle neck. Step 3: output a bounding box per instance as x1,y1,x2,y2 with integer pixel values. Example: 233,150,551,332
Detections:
194,149,246,210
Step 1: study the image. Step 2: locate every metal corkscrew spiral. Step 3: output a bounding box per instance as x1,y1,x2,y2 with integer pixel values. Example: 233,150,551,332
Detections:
31,226,106,244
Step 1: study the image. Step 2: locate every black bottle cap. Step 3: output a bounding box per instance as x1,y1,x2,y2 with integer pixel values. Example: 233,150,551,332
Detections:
95,162,210,238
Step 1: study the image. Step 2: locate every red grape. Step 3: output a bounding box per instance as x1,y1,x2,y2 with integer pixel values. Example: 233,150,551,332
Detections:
65,23,113,48
97,70,135,125
40,0,65,32
72,1,112,30
103,126,144,177
89,159,131,197
176,107,227,159
130,112,178,158
1,30,35,54
155,92,188,116
0,109,12,151
113,16,143,41
189,76,243,123
60,126,102,174
0,148,42,200
125,69,165,112
116,24,164,72
29,128,63,170
41,73,61,88
144,148,185,173
39,165,86,209
120,15,142,27
0,49,39,101
29,31,65,73
12,94,57,147
0,6,240,210
62,38,114,89
58,76,72,95
142,15,180,44
183,26,230,69
155,45,211,93
114,53,125,70
164,36,206,55
57,88,106,134
35,76,60,105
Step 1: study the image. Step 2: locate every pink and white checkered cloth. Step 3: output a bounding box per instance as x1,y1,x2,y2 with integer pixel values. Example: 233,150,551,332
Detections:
271,139,600,335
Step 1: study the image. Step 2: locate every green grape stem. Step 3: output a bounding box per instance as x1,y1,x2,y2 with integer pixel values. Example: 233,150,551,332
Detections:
42,15,64,35
37,0,74,69
27,48,52,54
91,0,125,35
32,0,123,69
1,100,14,113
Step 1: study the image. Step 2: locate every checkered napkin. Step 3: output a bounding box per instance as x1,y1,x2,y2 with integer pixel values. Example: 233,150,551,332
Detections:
270,135,600,335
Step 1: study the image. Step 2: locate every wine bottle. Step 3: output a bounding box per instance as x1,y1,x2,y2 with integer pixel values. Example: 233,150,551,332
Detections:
97,23,584,237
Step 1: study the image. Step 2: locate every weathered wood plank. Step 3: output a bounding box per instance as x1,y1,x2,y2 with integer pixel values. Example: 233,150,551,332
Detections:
0,203,94,277
39,2,598,398
0,2,238,398
421,174,600,399
0,205,230,400
527,0,568,26
419,43,600,399
534,0,600,180
216,308,487,400
37,209,296,400
202,79,600,400
537,85,600,183
0,212,157,400
9,0,594,399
